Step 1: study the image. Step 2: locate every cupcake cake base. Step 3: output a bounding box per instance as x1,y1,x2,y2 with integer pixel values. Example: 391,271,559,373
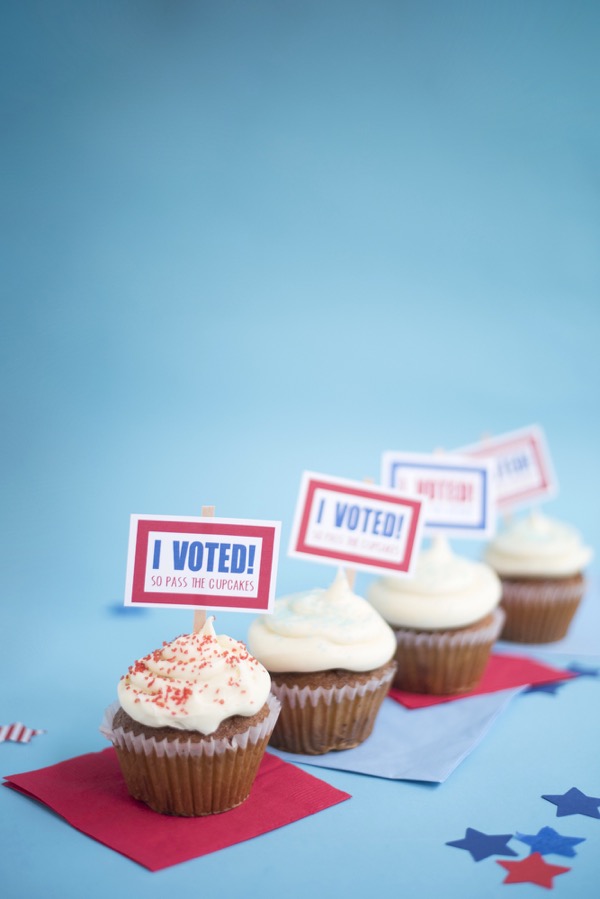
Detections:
499,574,585,644
101,694,280,816
391,608,505,695
268,662,396,755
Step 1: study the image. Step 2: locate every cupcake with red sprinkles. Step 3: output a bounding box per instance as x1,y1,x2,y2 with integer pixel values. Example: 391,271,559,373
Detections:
101,618,279,816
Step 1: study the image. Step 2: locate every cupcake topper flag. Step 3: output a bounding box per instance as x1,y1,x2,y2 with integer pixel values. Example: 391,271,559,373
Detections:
288,471,425,577
455,424,558,515
380,447,496,540
124,508,282,624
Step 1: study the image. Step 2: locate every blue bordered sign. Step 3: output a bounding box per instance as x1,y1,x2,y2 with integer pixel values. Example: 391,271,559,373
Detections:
381,451,496,538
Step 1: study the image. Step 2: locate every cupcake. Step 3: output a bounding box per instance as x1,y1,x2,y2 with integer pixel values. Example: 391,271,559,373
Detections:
247,570,397,755
367,537,504,694
484,510,593,644
100,618,279,816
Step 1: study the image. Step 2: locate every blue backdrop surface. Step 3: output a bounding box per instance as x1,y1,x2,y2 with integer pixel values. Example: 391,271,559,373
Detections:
1,2,599,897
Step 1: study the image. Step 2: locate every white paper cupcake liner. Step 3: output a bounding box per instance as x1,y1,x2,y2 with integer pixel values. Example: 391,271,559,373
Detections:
100,692,281,759
391,608,505,694
393,606,505,651
500,578,585,604
268,665,396,754
269,666,395,710
499,577,585,643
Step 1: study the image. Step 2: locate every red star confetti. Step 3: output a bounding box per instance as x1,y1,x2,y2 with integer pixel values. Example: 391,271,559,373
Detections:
497,852,570,888
0,723,46,744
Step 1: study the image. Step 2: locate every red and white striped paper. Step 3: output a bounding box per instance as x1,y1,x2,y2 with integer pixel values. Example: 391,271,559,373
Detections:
0,723,45,744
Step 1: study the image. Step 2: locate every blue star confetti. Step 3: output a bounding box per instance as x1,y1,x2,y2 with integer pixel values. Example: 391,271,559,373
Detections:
566,662,600,678
515,826,585,858
542,787,600,819
107,602,149,617
523,681,565,695
446,827,518,862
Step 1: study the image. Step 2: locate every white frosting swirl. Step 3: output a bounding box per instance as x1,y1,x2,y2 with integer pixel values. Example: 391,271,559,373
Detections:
484,510,593,577
367,537,501,630
117,619,271,735
246,570,396,673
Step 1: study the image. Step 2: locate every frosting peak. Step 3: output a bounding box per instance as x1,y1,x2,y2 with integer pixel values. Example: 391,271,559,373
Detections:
117,619,271,734
247,570,396,673
484,510,593,577
367,539,501,629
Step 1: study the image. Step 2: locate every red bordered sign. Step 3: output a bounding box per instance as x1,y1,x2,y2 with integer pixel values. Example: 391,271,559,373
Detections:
125,515,281,612
457,424,558,511
288,472,424,576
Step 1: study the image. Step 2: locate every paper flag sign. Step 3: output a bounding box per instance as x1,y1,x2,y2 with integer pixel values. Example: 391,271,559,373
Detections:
457,424,558,511
288,472,424,576
125,515,281,612
380,451,495,538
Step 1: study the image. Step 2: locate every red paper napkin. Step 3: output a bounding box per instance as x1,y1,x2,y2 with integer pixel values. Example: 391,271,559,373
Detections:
389,653,576,709
3,748,350,871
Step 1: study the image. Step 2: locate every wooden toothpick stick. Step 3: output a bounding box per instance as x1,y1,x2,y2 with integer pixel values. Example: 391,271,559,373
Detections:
345,477,375,590
193,504,215,633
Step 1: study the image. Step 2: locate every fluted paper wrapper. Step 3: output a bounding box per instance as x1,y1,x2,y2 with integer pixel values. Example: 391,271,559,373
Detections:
269,666,395,755
499,577,585,644
392,608,505,695
100,694,280,816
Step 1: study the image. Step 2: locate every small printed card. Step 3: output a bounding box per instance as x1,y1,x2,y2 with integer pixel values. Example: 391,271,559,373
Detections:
288,472,424,576
381,451,496,538
125,515,281,612
457,425,558,511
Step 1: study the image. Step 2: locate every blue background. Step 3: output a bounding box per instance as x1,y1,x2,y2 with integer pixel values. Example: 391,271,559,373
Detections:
1,2,599,896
